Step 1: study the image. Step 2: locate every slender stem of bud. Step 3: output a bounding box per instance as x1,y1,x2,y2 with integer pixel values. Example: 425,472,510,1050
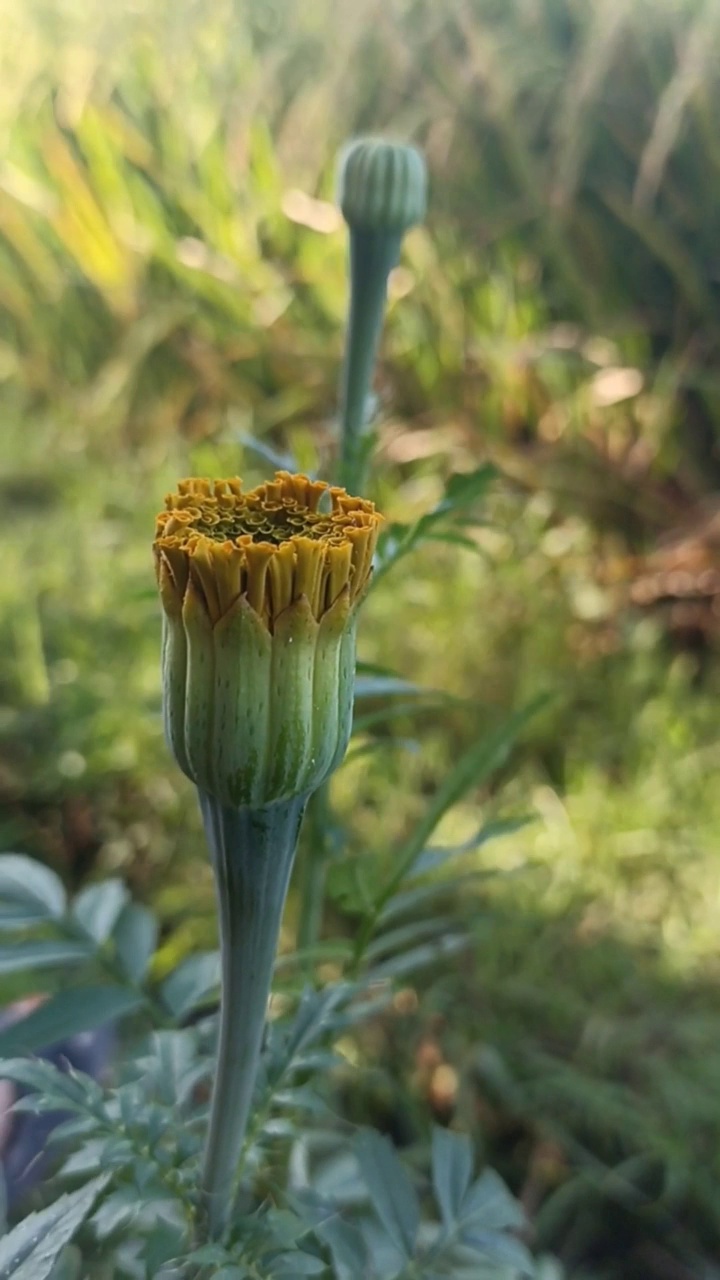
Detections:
197,791,306,1241
338,229,401,492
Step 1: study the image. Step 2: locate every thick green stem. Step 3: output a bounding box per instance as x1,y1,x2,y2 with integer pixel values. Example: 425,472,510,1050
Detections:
197,790,306,1241
338,229,401,492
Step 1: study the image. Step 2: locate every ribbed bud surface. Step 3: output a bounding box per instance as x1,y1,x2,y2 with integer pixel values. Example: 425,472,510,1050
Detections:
338,138,427,233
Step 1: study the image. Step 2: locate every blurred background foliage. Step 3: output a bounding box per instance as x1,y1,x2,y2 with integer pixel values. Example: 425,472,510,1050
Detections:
1,0,720,1275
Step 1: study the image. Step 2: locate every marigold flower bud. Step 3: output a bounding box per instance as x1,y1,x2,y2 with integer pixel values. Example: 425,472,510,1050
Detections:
338,138,427,234
153,471,382,808
335,139,427,491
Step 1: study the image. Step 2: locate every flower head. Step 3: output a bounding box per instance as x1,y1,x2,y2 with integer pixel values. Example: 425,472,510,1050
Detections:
154,472,382,808
154,471,380,629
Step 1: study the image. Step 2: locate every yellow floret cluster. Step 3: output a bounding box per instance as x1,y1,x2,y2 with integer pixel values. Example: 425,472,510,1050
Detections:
154,471,382,629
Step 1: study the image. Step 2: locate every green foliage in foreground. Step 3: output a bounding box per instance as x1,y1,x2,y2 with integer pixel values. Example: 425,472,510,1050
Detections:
0,799,549,1280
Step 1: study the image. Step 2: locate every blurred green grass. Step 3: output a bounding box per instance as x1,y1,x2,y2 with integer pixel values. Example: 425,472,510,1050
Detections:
2,0,720,1274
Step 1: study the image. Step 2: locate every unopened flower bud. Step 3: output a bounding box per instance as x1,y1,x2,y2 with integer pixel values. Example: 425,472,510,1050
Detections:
338,138,427,234
335,139,427,490
153,471,382,808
